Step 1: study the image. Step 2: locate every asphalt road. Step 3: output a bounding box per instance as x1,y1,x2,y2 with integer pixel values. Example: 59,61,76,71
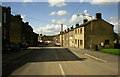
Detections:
2,44,118,77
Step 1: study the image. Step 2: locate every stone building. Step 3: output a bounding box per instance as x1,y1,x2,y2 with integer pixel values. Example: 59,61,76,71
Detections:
64,30,69,46
10,15,23,43
1,6,39,48
60,31,64,46
38,34,43,42
84,13,114,49
74,22,85,49
10,15,38,46
32,32,39,46
69,26,74,47
2,6,11,50
22,22,34,46
42,35,55,43
59,13,114,49
53,34,60,43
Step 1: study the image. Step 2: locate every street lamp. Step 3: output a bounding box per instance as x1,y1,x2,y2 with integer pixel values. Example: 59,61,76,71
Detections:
78,13,94,50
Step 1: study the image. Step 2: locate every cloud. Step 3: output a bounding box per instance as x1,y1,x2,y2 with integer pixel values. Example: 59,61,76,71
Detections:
57,19,67,24
52,19,67,24
1,0,119,2
84,10,87,14
21,15,26,18
49,10,68,16
34,24,68,35
69,10,93,24
48,0,67,7
52,19,56,23
49,12,56,16
80,0,119,5
107,17,119,33
69,14,79,23
57,10,68,16
23,0,33,2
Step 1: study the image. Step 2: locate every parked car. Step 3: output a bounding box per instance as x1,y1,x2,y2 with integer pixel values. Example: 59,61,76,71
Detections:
10,43,20,51
44,42,48,45
55,43,60,46
19,42,29,49
44,41,48,45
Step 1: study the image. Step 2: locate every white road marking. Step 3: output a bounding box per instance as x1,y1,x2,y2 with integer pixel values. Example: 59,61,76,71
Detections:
59,64,65,77
53,50,66,77
85,53,107,63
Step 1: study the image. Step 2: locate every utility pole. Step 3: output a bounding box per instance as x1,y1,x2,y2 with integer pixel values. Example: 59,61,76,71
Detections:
61,24,63,46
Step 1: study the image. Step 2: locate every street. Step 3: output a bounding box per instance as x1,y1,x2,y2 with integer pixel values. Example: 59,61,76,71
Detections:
2,44,118,77
1,2,120,77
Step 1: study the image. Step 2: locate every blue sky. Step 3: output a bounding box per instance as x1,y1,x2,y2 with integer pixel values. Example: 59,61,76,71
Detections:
2,1,119,35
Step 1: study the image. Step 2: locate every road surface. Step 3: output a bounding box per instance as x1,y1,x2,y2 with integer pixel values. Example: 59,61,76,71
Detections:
2,44,118,77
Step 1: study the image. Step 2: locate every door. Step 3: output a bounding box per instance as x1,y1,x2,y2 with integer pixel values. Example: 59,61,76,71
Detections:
78,40,79,47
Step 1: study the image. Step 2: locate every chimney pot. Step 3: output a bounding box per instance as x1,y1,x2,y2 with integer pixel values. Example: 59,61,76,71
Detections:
65,30,66,32
67,28,70,31
15,15,22,21
83,19,88,23
96,13,102,19
26,22,29,25
71,26,73,29
76,23,79,28
15,15,21,18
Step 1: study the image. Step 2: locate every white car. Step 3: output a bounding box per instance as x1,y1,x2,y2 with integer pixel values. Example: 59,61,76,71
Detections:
55,43,60,46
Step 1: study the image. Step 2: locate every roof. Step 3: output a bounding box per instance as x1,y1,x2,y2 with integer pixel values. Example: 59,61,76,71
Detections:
62,18,114,35
74,18,114,29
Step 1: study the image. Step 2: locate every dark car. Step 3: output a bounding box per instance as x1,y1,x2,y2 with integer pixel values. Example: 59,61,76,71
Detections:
44,42,48,45
10,43,20,51
19,42,29,49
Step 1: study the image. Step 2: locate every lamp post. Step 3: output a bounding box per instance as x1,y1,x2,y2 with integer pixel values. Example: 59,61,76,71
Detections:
78,14,93,50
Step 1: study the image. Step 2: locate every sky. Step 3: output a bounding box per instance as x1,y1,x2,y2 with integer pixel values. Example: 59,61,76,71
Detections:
1,0,119,35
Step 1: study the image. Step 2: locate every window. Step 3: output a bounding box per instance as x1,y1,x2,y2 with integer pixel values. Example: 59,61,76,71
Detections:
75,39,77,44
78,29,79,34
3,28,6,39
80,28,82,34
105,40,109,44
75,29,77,34
4,13,6,23
80,40,83,45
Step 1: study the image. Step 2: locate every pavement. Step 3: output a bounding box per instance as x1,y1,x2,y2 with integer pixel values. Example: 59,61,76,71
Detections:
2,45,119,77
67,47,119,62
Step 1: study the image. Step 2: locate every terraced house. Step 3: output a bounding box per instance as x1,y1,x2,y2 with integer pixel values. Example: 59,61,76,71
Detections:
69,26,74,47
2,6,11,51
2,6,39,50
59,13,114,49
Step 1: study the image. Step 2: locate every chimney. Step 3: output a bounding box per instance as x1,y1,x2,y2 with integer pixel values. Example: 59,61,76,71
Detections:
4,6,11,10
15,15,21,18
65,30,67,32
71,26,73,30
15,15,22,21
40,34,42,36
67,28,70,31
75,23,79,28
26,22,29,25
83,19,88,23
96,13,102,19
6,6,11,13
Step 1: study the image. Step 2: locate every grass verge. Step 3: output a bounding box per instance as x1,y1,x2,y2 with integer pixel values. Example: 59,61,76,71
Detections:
99,49,120,56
